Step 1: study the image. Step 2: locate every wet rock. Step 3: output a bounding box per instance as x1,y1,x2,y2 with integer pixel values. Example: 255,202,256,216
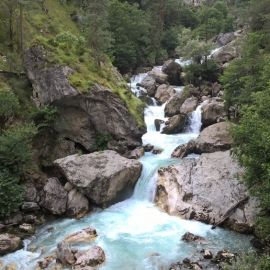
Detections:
3,212,23,225
144,144,154,152
201,249,213,259
162,59,182,85
129,147,145,159
37,255,56,269
66,189,89,218
54,151,142,206
154,119,165,132
172,122,233,158
164,92,189,117
74,246,105,268
152,147,163,155
63,227,97,245
19,223,35,234
40,178,67,215
21,202,40,212
201,99,226,128
4,263,17,270
181,232,205,243
57,242,76,265
0,233,22,255
23,215,38,224
138,75,157,96
180,97,198,114
162,114,187,134
155,151,258,233
149,67,168,84
213,250,237,264
155,84,175,104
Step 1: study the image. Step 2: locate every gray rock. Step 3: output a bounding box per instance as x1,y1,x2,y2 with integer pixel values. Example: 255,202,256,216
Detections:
19,223,35,234
164,92,188,117
149,67,168,84
74,246,105,268
21,202,40,212
180,97,198,114
215,32,236,46
201,99,226,128
162,114,187,135
155,151,258,233
63,227,97,245
129,147,145,159
0,234,22,255
154,119,165,132
54,151,142,206
57,242,76,265
155,84,175,104
23,182,38,202
181,232,205,243
40,178,67,215
138,75,157,96
3,212,23,225
172,122,233,158
162,60,182,85
67,189,89,218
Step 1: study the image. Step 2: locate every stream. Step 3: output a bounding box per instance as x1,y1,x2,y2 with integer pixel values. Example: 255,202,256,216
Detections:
2,65,253,270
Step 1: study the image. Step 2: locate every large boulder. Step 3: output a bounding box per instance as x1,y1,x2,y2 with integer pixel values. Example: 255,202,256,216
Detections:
162,60,182,85
215,32,236,47
155,151,258,233
40,178,67,215
162,114,187,135
67,189,89,218
149,67,168,84
24,46,145,163
54,150,142,206
201,99,226,128
0,234,22,255
180,97,198,114
138,75,157,97
155,84,175,104
63,227,97,245
172,122,233,158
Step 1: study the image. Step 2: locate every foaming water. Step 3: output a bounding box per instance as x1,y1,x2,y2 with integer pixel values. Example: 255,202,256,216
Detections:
2,76,253,270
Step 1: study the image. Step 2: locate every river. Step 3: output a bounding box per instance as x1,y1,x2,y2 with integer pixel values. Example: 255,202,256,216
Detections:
2,66,252,270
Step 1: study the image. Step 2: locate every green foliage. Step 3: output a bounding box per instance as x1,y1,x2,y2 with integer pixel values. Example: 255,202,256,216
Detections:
0,88,20,129
224,252,270,270
31,106,58,130
0,169,24,218
95,133,112,151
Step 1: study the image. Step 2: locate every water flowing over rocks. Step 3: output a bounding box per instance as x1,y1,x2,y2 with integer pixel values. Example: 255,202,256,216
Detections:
54,150,142,206
172,122,233,158
138,75,157,96
155,151,258,233
0,234,22,255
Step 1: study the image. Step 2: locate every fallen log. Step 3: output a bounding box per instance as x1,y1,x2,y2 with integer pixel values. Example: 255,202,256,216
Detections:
212,196,249,229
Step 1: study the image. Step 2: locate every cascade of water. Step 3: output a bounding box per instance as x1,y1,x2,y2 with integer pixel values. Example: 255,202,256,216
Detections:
1,69,252,270
188,100,208,134
128,73,148,97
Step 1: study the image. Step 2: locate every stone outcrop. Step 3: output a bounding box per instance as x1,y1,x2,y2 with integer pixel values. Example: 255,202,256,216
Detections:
66,189,89,218
138,75,157,96
54,150,142,206
164,92,189,117
149,67,168,84
40,178,67,215
155,84,175,104
162,114,187,135
215,32,236,47
180,97,198,114
201,99,226,128
0,234,22,255
155,151,258,233
24,46,145,164
172,122,233,158
162,60,182,85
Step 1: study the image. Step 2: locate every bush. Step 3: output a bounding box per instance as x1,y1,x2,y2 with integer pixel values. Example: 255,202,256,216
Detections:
31,106,58,130
0,170,24,218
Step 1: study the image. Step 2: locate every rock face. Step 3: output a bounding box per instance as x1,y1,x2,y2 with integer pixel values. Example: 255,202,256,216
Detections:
162,114,187,134
40,178,67,215
180,97,198,114
24,46,145,164
138,75,157,96
155,84,175,104
164,92,188,117
201,99,226,128
172,122,233,158
215,32,236,47
155,151,258,233
162,60,182,85
75,246,105,268
66,189,89,218
54,150,142,206
0,234,22,255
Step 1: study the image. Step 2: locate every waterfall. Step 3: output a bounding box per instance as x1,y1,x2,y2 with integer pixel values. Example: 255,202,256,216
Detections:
188,100,208,134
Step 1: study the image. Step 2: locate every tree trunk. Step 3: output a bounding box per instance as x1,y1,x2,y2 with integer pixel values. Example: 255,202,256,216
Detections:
19,3,23,52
